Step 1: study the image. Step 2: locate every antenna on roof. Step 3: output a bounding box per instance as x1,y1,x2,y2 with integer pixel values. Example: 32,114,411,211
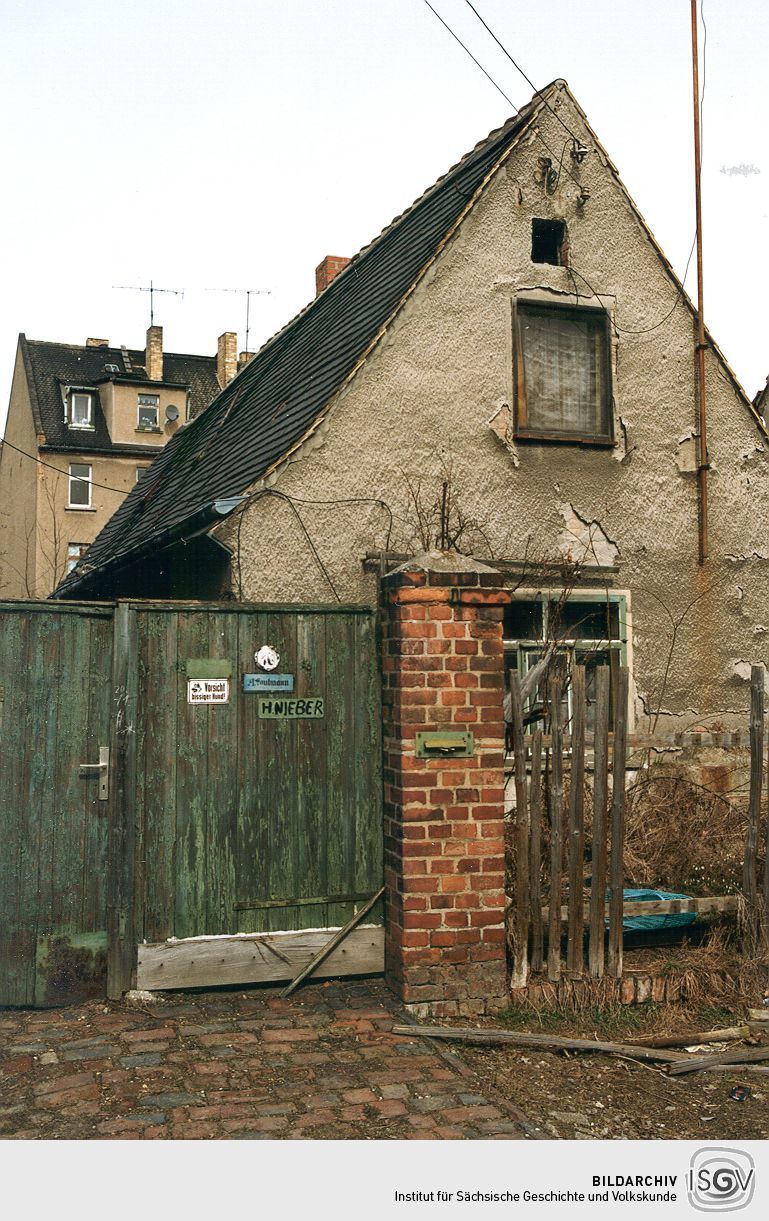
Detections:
112,279,184,326
204,288,271,354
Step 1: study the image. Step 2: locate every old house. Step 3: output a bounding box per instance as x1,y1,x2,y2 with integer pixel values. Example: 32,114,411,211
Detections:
0,328,243,597
54,80,769,731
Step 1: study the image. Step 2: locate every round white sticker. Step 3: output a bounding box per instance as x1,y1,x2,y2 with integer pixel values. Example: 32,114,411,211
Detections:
255,645,280,671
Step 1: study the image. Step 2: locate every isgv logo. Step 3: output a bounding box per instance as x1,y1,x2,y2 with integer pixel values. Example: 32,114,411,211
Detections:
688,1148,755,1212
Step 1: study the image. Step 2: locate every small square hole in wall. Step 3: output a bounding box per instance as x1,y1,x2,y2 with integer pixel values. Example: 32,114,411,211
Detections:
531,218,568,266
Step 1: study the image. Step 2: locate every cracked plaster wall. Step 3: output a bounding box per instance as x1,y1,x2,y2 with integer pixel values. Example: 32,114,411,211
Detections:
223,86,769,729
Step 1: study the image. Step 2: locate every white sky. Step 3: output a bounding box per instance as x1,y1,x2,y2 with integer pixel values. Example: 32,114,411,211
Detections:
1,0,767,432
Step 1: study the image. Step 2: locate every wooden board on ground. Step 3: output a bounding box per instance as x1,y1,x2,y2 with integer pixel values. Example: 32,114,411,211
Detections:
667,1046,769,1075
137,924,384,991
391,1024,686,1063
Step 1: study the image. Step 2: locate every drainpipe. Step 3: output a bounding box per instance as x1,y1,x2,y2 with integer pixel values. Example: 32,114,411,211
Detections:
691,0,708,565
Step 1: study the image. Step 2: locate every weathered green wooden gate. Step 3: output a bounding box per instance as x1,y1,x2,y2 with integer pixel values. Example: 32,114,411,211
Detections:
0,601,114,1006
0,600,383,1006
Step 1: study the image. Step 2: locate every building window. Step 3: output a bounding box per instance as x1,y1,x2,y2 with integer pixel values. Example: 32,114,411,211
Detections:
137,393,160,430
531,218,568,266
67,463,92,508
68,390,94,429
514,300,612,443
66,543,88,573
504,592,627,732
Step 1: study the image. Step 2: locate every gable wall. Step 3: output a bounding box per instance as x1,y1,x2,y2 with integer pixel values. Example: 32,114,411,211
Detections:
221,88,769,726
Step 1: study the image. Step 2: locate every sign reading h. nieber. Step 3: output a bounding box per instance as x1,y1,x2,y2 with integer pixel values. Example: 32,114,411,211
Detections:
258,696,324,719
187,678,230,705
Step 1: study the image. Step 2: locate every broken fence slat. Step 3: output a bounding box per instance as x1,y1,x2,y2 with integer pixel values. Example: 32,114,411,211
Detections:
667,1046,769,1076
588,667,610,980
278,885,385,998
509,671,529,990
539,894,739,922
390,1025,685,1063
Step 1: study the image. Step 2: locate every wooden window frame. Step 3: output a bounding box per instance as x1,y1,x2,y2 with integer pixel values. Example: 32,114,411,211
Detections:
513,298,614,446
67,462,92,509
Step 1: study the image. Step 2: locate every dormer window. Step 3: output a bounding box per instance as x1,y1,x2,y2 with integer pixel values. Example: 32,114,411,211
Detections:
68,390,94,430
137,393,160,431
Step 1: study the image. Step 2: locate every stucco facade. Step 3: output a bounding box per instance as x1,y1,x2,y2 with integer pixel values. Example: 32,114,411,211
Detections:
216,85,769,729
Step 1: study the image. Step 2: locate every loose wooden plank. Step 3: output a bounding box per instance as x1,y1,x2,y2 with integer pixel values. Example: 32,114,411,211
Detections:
280,886,385,997
607,667,629,978
508,671,529,990
566,665,586,975
668,1046,769,1075
547,673,564,983
625,1025,749,1048
541,894,740,922
528,730,544,974
137,924,384,991
390,1025,686,1062
743,664,763,915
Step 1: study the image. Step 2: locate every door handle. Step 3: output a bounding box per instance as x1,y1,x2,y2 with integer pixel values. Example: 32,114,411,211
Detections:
79,746,109,801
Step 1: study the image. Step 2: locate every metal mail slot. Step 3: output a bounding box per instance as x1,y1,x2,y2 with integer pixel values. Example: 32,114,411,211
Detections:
415,731,475,759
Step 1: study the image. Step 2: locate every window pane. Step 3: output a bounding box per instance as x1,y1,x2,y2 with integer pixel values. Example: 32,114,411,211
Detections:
71,393,92,427
504,600,543,640
69,464,91,506
138,394,159,428
552,599,616,639
519,305,609,437
66,543,88,573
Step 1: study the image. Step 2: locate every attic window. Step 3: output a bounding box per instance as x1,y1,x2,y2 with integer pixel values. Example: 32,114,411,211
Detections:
68,390,93,429
137,393,160,431
514,300,613,443
531,218,568,266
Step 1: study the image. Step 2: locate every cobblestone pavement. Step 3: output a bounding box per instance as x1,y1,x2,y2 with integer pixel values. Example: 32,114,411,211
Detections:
0,979,533,1140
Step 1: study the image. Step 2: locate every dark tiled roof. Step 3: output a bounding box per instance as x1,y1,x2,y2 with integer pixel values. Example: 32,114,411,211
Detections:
55,91,547,598
21,337,220,452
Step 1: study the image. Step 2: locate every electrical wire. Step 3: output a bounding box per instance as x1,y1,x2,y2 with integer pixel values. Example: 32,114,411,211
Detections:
423,0,708,337
421,0,517,111
231,488,396,603
462,0,583,147
1,436,134,495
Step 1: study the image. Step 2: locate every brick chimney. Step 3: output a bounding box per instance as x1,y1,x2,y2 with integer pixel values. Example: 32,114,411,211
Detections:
238,350,255,371
146,325,163,381
315,255,349,297
217,332,238,388
86,337,109,347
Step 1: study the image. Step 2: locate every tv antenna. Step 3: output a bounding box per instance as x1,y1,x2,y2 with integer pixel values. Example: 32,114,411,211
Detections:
113,279,185,326
204,287,271,354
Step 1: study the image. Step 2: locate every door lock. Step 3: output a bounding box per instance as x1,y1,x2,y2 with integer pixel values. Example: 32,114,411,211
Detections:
79,746,109,801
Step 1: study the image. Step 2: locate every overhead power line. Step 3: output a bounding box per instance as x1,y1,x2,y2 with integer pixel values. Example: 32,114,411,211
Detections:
420,0,707,336
1,437,133,495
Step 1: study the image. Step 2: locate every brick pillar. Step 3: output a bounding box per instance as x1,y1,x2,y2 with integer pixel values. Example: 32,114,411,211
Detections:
382,552,510,1017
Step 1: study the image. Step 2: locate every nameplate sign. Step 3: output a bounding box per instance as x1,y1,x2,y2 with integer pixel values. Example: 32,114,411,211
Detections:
243,673,294,694
258,697,324,719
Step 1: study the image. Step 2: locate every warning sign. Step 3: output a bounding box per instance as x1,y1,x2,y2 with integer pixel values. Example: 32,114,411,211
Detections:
187,678,230,705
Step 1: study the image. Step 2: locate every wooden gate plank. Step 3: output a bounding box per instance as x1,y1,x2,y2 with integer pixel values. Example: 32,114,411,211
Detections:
80,614,114,936
139,611,179,941
293,612,329,931
205,611,238,934
108,602,139,998
136,926,384,991
326,614,358,929
0,613,33,1004
174,611,211,939
354,613,384,920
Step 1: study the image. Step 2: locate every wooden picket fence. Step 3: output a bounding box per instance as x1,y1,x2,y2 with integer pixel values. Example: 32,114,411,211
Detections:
506,662,769,991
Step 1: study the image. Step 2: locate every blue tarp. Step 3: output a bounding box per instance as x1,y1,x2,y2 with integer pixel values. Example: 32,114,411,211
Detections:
619,888,697,932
